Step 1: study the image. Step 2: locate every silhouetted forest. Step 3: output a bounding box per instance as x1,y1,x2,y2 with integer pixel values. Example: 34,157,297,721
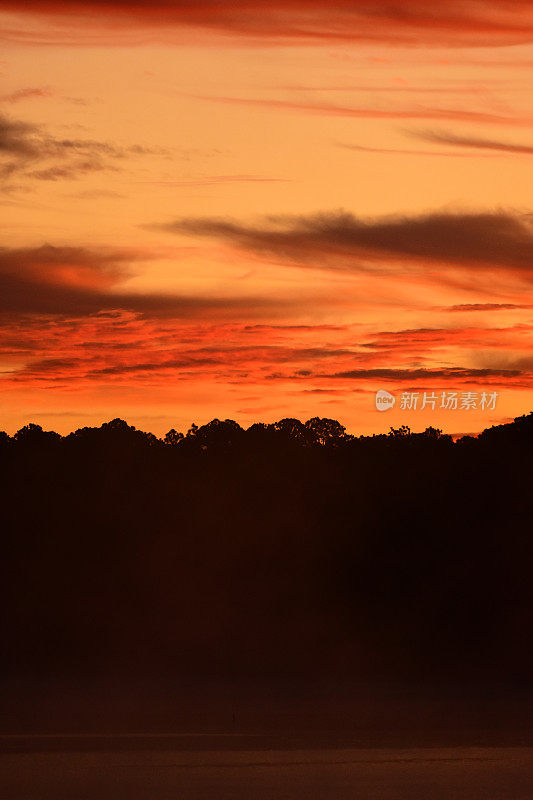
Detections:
1,412,532,689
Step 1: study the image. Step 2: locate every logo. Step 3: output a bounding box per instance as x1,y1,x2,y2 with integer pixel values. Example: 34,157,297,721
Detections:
375,389,396,411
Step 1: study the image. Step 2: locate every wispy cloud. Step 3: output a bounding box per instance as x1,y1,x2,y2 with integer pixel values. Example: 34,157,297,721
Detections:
187,94,532,127
359,325,533,356
0,112,167,187
314,366,531,388
445,303,533,312
138,175,290,188
409,129,533,155
322,367,523,380
1,1,533,48
0,86,53,103
338,142,493,159
0,313,365,386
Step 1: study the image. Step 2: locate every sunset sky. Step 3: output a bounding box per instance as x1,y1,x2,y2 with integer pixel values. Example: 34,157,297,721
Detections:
1,0,533,437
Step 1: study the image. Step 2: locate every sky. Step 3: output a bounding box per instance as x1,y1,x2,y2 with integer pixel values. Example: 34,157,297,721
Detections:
1,0,533,437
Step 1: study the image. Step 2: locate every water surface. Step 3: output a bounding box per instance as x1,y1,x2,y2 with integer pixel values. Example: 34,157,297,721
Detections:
1,736,532,799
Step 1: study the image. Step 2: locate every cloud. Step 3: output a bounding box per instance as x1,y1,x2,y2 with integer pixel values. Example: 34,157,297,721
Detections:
359,325,533,361
0,86,53,103
0,318,366,385
187,94,532,127
0,114,39,159
338,142,493,159
76,344,356,378
46,355,221,379
0,112,166,186
473,351,533,372
65,189,126,199
161,209,533,278
255,364,533,389
28,162,118,181
409,129,533,155
1,1,533,47
319,367,527,384
446,303,532,312
140,175,290,187
0,244,290,318
331,367,520,378
3,298,532,393
285,83,483,95
242,323,348,333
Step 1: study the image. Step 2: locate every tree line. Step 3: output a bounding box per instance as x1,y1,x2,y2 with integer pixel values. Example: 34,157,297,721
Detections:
1,411,532,688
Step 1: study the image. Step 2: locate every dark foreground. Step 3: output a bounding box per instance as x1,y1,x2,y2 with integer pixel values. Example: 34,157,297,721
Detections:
1,737,532,800
3,412,533,686
2,414,533,796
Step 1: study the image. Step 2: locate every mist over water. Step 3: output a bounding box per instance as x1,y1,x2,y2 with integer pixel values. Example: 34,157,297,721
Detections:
2,741,533,800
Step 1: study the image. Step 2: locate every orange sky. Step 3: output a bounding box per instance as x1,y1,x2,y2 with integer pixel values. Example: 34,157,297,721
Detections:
1,0,533,437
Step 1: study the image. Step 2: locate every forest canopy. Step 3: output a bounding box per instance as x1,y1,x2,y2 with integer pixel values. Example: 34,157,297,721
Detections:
1,412,532,688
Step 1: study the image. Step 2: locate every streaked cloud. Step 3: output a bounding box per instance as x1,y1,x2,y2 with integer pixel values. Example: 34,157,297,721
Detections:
160,209,533,278
360,325,533,351
187,94,532,127
139,175,290,188
322,367,523,380
1,1,533,48
338,142,493,159
0,112,167,186
410,129,533,155
0,244,292,318
445,303,532,312
0,86,53,103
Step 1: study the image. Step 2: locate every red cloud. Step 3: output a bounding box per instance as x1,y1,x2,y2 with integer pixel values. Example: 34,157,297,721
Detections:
187,94,533,127
1,1,533,47
0,244,295,317
3,310,533,395
0,87,53,103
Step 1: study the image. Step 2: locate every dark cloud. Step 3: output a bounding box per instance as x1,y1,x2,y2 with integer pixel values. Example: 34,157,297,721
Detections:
409,129,533,155
83,345,353,377
359,328,462,349
0,244,289,318
0,112,166,186
195,344,356,361
446,303,531,312
29,162,119,181
242,323,347,332
257,361,533,387
163,210,533,277
0,1,532,47
0,115,39,159
84,356,221,377
22,356,82,374
321,367,524,380
507,356,533,370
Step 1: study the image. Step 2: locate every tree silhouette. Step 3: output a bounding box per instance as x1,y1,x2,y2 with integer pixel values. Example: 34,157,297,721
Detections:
1,411,532,688
164,428,184,446
305,416,347,446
